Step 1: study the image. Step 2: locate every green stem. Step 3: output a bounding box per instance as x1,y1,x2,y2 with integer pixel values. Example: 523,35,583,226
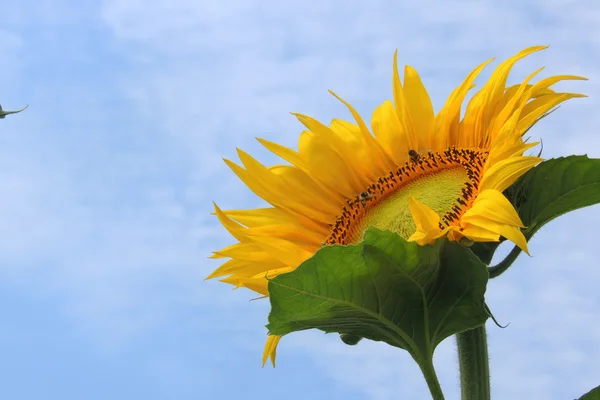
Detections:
488,245,522,279
456,325,490,400
419,358,445,400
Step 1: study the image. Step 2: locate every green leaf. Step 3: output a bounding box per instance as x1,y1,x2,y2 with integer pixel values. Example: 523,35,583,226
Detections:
266,228,489,364
339,333,362,345
470,241,502,265
508,155,600,236
579,385,600,400
475,155,600,272
0,104,28,119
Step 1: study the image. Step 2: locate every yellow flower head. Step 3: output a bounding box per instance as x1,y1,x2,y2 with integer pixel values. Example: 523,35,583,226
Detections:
207,46,586,366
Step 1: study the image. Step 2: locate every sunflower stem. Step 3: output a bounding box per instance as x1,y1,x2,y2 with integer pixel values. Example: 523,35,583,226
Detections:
488,245,522,279
419,358,445,400
456,325,490,400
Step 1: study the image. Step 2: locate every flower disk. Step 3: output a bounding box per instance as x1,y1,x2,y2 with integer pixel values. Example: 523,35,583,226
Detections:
207,46,586,366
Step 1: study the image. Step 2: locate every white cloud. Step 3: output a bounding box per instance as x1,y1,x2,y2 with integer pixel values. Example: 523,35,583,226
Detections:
1,0,598,398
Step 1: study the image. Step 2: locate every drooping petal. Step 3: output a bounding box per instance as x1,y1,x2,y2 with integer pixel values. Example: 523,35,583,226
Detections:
262,335,282,367
459,224,501,242
462,189,529,253
463,215,529,254
462,189,524,228
408,197,444,245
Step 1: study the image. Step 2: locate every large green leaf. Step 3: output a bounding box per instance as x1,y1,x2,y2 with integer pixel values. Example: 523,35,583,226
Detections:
509,155,600,236
469,241,502,265
266,228,489,364
472,155,600,269
579,384,600,400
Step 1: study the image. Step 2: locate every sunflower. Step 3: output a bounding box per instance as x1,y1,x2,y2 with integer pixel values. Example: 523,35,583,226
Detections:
207,46,585,367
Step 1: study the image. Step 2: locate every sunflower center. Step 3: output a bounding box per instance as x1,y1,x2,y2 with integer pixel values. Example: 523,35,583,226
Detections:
325,147,488,245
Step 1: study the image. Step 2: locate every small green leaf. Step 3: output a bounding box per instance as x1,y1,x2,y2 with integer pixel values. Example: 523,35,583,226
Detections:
578,384,600,400
267,228,489,364
509,155,600,236
339,333,362,345
474,155,600,270
0,104,28,119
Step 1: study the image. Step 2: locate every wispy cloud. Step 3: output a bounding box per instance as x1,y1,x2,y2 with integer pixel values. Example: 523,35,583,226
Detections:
0,0,598,398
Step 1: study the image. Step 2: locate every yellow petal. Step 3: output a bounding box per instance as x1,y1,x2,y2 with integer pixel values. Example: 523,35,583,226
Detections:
257,137,349,204
295,124,364,198
220,274,269,294
371,100,409,166
459,224,501,242
246,234,314,266
482,46,548,120
463,46,548,147
462,215,529,255
213,203,249,243
219,207,288,228
392,51,418,150
223,156,334,224
256,137,306,169
205,258,248,280
480,155,542,192
462,189,524,228
206,258,285,280
239,149,340,210
528,75,587,97
486,113,534,168
221,207,330,237
517,93,586,135
247,224,322,247
212,242,275,262
269,165,345,216
435,57,494,149
262,335,282,367
330,119,389,182
403,65,435,148
487,67,545,143
408,197,443,244
221,266,294,295
328,90,395,172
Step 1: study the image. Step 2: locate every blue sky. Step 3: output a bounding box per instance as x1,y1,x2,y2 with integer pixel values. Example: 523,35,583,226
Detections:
1,0,599,399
